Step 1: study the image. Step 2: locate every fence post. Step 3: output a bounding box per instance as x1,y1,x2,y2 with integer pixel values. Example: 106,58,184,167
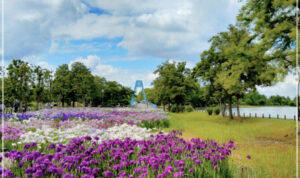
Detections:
243,112,245,117
284,115,286,120
250,113,251,118
277,114,279,119
262,113,264,118
294,115,296,121
269,114,271,119
255,113,257,118
233,112,235,116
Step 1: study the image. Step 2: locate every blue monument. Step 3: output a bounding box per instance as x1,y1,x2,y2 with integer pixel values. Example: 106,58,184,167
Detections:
130,80,157,108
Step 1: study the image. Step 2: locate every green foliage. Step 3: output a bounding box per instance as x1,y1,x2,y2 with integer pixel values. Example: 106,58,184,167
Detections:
241,91,295,106
3,60,134,108
185,105,194,112
193,24,285,119
213,107,220,115
138,119,170,129
170,105,185,113
206,107,213,115
170,105,177,113
242,91,267,106
153,61,198,112
178,105,185,113
188,88,207,108
135,88,158,104
6,59,33,111
237,0,296,68
52,64,72,107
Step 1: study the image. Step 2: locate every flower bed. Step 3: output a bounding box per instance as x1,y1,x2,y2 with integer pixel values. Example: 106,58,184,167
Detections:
3,131,234,178
0,108,237,177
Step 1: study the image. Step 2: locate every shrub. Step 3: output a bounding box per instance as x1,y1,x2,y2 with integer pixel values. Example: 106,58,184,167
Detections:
161,119,170,128
178,105,185,112
214,107,220,115
170,105,177,112
206,107,213,115
170,105,184,113
185,105,194,112
139,119,170,129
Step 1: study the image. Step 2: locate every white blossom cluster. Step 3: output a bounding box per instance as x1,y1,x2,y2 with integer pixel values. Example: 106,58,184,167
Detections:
18,124,152,145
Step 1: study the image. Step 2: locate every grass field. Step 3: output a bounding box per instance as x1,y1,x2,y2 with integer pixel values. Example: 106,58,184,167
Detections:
165,112,297,177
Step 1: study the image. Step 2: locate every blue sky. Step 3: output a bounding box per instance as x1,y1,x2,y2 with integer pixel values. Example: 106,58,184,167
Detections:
1,0,296,98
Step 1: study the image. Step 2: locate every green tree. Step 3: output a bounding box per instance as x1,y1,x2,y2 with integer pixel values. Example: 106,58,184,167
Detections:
242,91,267,105
32,66,51,109
136,88,158,104
193,38,231,118
154,61,197,112
69,62,94,107
102,81,133,107
52,64,71,107
90,76,106,107
216,25,283,121
237,0,297,68
7,59,33,111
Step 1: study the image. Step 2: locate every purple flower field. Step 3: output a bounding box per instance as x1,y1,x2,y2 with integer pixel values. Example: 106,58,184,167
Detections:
2,131,234,178
0,108,235,177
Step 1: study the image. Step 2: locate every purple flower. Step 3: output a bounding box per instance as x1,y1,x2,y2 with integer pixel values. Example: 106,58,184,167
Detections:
189,168,194,173
194,159,202,166
103,170,113,178
63,174,75,178
173,171,184,178
246,155,251,160
32,170,43,177
164,165,174,174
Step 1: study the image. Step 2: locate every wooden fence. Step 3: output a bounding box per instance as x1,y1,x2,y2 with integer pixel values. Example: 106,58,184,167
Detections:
195,109,297,120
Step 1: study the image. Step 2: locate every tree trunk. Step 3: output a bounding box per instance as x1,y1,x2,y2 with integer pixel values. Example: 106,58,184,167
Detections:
168,103,171,111
228,96,233,119
24,97,28,112
163,103,165,111
176,103,179,113
221,102,226,117
82,95,86,107
36,96,40,110
72,98,75,107
218,100,222,115
19,102,22,113
236,97,241,122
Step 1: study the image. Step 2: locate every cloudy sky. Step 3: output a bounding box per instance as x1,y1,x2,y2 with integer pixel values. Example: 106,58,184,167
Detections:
0,0,296,98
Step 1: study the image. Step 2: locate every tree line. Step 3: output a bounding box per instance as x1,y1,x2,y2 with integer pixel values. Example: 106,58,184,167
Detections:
145,0,296,119
1,59,134,111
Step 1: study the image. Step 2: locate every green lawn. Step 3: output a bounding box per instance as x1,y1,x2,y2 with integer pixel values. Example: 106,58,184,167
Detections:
165,112,297,178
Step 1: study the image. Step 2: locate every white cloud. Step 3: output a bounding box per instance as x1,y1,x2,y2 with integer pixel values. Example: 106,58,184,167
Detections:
69,55,155,88
52,0,242,60
23,55,57,72
1,0,87,60
2,0,244,62
257,73,297,98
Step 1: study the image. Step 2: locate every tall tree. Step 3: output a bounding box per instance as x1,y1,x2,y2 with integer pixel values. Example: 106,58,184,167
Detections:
52,64,71,107
237,0,297,68
193,39,231,118
154,61,197,112
7,59,32,112
216,25,282,121
70,62,94,107
32,66,51,109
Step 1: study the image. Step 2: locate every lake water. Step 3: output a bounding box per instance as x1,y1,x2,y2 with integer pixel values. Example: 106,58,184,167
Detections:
226,106,297,120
